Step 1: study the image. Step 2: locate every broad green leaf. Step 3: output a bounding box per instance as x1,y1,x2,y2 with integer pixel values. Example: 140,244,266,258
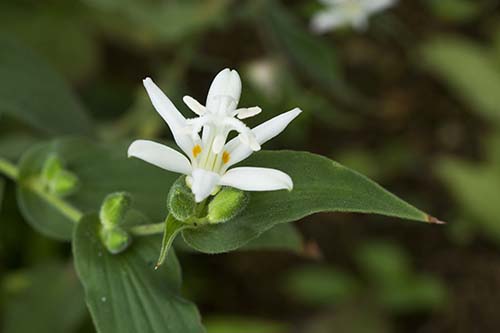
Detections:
420,36,500,123
73,214,204,333
0,35,93,136
17,138,177,240
183,151,433,254
260,1,360,105
241,223,303,253
205,316,288,333
0,134,39,161
2,262,87,333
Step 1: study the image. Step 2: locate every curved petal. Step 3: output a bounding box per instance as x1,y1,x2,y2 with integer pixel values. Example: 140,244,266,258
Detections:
143,78,198,155
363,0,396,13
190,168,221,202
310,10,347,33
128,140,192,175
220,167,293,192
206,68,242,112
224,108,302,168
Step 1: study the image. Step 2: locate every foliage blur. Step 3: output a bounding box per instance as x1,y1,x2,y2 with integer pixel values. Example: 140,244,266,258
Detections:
1,0,500,332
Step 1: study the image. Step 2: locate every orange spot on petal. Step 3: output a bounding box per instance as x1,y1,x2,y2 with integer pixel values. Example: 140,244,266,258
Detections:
222,151,230,164
192,145,202,158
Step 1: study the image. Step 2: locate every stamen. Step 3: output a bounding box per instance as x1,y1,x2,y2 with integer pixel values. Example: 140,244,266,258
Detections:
192,145,202,158
222,151,231,164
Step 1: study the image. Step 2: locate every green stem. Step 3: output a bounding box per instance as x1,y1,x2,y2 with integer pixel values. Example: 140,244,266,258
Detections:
0,158,19,180
129,222,165,236
29,180,83,223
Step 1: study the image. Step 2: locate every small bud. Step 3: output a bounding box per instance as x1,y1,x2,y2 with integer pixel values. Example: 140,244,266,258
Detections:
167,176,196,222
99,192,132,228
50,170,79,197
207,187,249,224
99,227,132,255
40,154,79,197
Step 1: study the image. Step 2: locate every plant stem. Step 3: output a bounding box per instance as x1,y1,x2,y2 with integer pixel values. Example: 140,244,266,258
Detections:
0,158,19,180
129,222,165,236
29,180,83,223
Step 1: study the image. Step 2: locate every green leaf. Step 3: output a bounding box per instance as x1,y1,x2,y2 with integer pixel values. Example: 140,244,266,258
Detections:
420,36,500,123
156,215,194,268
73,214,204,333
2,262,87,333
0,35,93,136
17,138,177,240
183,151,433,254
0,134,40,162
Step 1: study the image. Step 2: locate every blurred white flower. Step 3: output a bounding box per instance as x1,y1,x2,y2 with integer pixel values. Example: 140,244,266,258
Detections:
128,68,301,202
311,0,397,33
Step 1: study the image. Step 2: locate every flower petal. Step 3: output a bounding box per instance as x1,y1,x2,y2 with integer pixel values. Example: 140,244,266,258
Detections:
224,108,302,168
183,95,206,116
143,78,198,155
128,140,192,175
190,168,221,202
236,106,262,119
364,0,396,13
206,68,242,111
310,10,347,33
220,167,293,191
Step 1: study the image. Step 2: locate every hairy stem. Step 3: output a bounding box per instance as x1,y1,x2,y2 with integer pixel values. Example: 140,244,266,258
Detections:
129,222,165,236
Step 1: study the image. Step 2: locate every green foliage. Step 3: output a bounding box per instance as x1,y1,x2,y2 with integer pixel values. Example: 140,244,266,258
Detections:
424,0,482,22
2,262,87,333
81,0,229,47
240,223,304,253
16,139,177,240
183,151,432,254
0,35,93,136
40,154,79,197
285,266,359,305
356,242,447,312
99,192,132,228
73,214,204,333
156,214,195,268
420,35,500,123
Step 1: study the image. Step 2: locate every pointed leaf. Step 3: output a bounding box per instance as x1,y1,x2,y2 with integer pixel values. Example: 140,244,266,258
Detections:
183,151,434,253
156,215,194,268
73,214,205,333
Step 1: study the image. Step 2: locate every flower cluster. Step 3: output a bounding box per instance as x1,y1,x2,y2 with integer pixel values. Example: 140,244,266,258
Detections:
311,0,397,33
128,69,301,203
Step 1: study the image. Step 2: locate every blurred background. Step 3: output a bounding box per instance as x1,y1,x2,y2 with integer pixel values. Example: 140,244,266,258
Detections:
1,0,500,332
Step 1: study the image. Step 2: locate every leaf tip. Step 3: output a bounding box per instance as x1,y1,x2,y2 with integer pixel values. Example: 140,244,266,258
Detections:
427,215,446,225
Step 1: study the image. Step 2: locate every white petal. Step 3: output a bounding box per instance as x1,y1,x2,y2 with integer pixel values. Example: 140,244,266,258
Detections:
191,168,221,202
206,68,242,111
224,108,302,168
128,140,192,175
236,106,262,119
310,11,348,33
143,78,197,155
212,134,226,154
220,167,293,192
363,0,396,13
183,95,206,116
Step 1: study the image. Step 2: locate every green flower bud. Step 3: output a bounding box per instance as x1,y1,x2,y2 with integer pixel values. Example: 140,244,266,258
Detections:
99,192,132,228
40,154,79,197
50,170,79,197
207,187,249,224
99,227,132,255
167,176,196,222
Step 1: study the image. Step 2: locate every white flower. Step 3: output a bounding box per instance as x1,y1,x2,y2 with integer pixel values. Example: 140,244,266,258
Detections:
311,0,396,33
128,68,301,203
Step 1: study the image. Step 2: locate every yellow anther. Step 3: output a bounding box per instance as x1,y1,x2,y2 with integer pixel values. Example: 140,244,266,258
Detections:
222,151,230,164
192,145,202,158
